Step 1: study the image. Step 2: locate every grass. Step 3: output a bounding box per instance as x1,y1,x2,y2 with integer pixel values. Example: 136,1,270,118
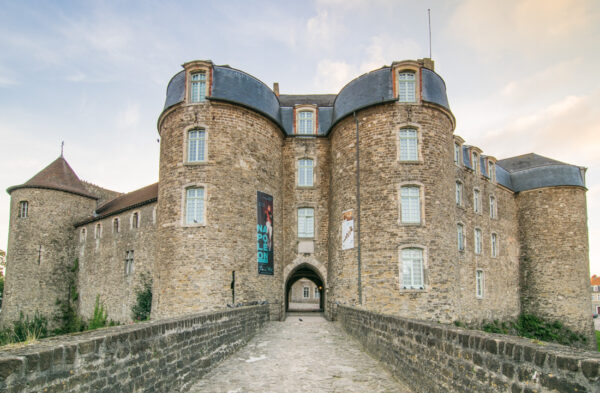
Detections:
596,330,600,352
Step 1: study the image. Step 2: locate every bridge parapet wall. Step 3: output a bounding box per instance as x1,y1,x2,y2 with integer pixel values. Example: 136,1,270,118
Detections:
0,305,269,393
337,306,599,393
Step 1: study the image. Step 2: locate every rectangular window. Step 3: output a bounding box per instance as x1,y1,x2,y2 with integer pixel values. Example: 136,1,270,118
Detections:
399,129,418,161
489,196,496,218
488,162,495,181
457,224,464,251
298,208,315,238
186,187,205,225
475,229,482,255
18,201,28,218
297,111,314,135
491,233,498,257
190,72,206,103
314,287,320,298
125,250,134,276
303,287,309,298
455,182,462,206
472,152,478,174
454,143,461,165
476,270,484,298
473,189,481,213
401,248,424,289
298,159,314,187
188,129,206,162
401,186,421,224
398,72,416,102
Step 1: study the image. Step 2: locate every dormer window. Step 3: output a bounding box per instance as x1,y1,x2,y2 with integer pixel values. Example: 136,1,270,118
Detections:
471,152,478,174
398,71,416,103
488,161,496,182
454,143,461,165
297,110,315,135
190,71,207,103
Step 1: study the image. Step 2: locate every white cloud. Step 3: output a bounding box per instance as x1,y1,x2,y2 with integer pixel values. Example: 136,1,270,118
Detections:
314,59,356,93
117,103,141,129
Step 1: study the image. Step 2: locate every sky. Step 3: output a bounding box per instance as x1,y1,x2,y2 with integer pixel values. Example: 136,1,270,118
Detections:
0,0,599,275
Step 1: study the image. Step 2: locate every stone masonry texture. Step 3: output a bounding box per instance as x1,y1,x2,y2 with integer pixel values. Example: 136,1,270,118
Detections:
0,305,269,393
337,305,600,393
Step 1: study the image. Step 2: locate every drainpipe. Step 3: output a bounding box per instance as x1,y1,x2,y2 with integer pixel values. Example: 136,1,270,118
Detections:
354,112,362,305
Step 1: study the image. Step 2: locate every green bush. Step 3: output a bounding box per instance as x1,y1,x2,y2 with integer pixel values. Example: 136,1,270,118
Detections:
132,274,152,321
0,312,48,346
54,259,86,334
88,295,108,330
595,330,599,352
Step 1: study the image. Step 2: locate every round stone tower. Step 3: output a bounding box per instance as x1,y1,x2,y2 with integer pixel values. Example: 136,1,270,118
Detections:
510,159,595,346
1,157,97,326
327,59,458,322
154,61,284,319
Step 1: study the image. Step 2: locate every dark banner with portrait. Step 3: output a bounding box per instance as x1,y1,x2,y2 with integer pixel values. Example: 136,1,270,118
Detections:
257,191,274,275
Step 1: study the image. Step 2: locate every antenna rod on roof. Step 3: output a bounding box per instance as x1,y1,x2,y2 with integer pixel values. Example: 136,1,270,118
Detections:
428,9,432,59
61,141,64,157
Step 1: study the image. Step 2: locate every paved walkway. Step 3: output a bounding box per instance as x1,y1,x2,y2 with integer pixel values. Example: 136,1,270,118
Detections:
188,313,412,393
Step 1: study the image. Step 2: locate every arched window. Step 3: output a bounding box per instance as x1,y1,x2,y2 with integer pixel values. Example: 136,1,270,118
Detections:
95,223,102,239
398,71,416,102
18,201,28,218
187,129,206,162
297,110,315,135
186,187,205,225
398,128,418,161
80,228,87,242
132,212,140,229
488,161,496,182
401,248,424,289
476,270,484,298
489,195,497,218
491,233,498,257
113,218,120,233
400,186,421,224
298,158,314,187
471,151,479,174
190,71,206,103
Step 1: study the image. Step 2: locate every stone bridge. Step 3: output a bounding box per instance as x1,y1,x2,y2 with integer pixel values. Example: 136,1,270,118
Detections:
0,305,598,392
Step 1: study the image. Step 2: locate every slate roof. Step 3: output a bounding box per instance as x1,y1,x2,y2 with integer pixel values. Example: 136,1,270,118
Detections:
7,156,97,199
76,183,158,226
496,153,568,173
278,94,336,107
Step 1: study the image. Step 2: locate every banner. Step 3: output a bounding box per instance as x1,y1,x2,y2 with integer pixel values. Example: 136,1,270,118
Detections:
257,191,274,275
342,210,354,250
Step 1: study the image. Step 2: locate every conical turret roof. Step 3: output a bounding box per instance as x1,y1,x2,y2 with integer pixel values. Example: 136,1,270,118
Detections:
7,156,97,199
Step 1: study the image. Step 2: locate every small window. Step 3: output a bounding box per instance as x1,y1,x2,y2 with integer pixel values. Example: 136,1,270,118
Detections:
401,186,421,224
125,250,134,276
488,162,496,182
303,287,309,298
298,158,314,187
454,143,461,165
297,111,315,135
474,228,482,255
95,223,102,239
401,248,424,289
457,224,464,251
80,228,87,242
455,181,463,206
298,208,315,238
18,201,28,218
473,189,481,213
314,287,320,298
489,196,496,219
113,218,120,233
472,152,478,174
476,270,484,298
398,71,416,103
188,129,206,162
186,187,205,225
491,233,498,257
398,128,418,161
190,71,206,103
132,212,140,229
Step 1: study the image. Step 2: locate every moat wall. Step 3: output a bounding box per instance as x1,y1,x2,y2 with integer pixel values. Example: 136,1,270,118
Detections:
0,305,269,393
337,305,600,393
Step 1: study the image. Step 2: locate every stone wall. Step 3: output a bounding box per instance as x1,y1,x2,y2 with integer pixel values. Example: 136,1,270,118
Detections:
0,305,269,393
1,189,96,328
517,186,595,345
337,305,600,393
76,202,157,323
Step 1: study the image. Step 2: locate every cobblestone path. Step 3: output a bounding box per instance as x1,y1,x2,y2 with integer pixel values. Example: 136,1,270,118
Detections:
188,313,412,393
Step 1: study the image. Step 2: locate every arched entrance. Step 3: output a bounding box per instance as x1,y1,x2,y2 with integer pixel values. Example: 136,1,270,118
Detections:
285,264,325,312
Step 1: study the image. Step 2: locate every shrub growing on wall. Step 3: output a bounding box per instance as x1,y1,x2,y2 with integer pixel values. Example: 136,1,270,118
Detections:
132,273,152,321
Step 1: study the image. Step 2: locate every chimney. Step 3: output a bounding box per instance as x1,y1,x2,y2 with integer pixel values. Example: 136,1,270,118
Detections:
421,58,435,71
273,82,280,97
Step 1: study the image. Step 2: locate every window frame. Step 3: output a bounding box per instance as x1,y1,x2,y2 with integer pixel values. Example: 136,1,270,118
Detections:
488,161,496,182
297,157,315,187
80,228,87,242
314,287,320,298
474,228,483,255
184,186,206,226
95,223,102,239
113,217,120,234
303,286,310,298
454,143,462,166
297,207,315,238
471,151,479,174
489,195,497,219
18,200,28,218
131,211,141,229
189,71,207,103
399,183,423,225
455,181,463,206
125,250,134,276
457,223,465,251
397,70,417,103
295,106,317,135
491,233,498,258
473,188,481,214
476,269,484,298
186,128,208,163
398,128,419,162
399,246,426,290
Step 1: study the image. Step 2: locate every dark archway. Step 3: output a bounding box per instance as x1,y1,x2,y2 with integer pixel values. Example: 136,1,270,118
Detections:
285,264,324,312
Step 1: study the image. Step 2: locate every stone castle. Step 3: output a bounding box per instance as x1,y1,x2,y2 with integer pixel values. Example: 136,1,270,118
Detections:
1,59,594,342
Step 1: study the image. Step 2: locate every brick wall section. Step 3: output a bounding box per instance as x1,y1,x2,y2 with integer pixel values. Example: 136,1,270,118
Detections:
1,189,96,328
0,305,269,393
517,186,596,347
337,305,600,393
76,202,157,322
155,101,283,320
